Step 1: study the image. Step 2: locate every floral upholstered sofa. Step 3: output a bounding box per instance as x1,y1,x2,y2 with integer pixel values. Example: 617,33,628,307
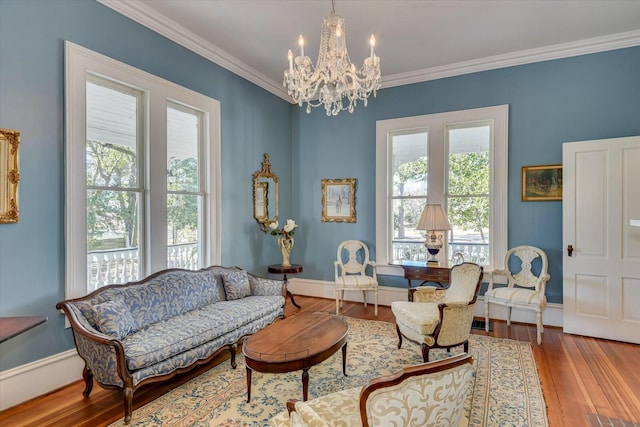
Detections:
56,265,286,424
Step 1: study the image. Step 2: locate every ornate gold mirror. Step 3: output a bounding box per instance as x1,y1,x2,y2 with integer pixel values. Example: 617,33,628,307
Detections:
253,153,278,232
0,129,20,224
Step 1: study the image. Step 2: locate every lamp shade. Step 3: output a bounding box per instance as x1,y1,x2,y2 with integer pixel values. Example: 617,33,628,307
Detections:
416,204,451,231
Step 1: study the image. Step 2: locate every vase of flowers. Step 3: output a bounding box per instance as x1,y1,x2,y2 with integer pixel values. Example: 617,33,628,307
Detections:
269,219,298,267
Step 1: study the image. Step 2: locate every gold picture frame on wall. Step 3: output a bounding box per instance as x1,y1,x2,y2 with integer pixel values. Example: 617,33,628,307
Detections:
0,128,20,223
522,164,562,201
321,178,356,223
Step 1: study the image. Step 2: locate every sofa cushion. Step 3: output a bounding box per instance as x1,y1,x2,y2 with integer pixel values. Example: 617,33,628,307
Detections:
122,295,283,371
92,297,135,340
222,270,252,300
390,301,440,335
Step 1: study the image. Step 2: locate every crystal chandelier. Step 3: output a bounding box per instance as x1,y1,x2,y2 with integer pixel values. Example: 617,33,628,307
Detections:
283,0,381,116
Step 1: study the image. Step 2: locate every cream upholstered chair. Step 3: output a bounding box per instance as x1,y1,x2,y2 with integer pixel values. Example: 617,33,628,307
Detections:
271,354,474,427
334,240,378,316
484,245,550,344
391,263,483,362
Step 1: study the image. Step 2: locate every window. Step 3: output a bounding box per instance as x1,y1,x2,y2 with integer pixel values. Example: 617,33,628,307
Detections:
375,106,508,276
65,42,221,298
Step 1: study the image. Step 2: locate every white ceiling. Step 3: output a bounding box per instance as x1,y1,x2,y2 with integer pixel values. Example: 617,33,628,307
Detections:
99,0,640,102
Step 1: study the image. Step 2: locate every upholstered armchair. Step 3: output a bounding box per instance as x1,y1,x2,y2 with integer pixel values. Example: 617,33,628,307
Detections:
334,240,378,316
271,354,474,427
391,263,483,362
484,245,550,344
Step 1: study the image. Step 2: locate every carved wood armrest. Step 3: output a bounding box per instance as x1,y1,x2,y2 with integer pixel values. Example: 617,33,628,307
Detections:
286,399,299,415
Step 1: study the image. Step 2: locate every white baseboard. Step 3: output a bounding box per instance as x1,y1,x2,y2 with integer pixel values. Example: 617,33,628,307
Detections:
288,277,563,327
0,349,84,411
0,281,562,411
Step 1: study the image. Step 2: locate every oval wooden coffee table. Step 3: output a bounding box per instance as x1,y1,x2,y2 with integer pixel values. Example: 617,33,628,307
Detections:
242,311,348,402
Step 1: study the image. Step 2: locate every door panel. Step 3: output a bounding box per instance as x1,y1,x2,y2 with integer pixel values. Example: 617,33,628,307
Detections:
624,148,640,258
563,136,640,344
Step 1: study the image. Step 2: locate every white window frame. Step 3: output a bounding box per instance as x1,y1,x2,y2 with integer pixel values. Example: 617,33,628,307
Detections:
65,41,221,299
375,105,508,276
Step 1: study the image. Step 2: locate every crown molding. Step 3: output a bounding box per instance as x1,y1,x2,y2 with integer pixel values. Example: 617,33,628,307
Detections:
97,0,291,101
382,29,640,88
98,0,640,102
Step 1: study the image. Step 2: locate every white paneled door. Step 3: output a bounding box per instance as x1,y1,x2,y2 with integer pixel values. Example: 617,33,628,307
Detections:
562,136,640,344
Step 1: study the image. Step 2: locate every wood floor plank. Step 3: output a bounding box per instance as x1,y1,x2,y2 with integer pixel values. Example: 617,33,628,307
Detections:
1,296,639,426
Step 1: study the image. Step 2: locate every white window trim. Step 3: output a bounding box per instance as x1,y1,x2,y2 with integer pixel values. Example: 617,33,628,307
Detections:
65,41,221,299
375,105,508,276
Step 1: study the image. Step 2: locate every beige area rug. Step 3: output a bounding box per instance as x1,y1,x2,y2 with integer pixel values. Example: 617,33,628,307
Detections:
110,317,548,427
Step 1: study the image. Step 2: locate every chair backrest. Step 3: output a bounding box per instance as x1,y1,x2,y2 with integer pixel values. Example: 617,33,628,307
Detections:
502,245,549,291
360,354,474,427
443,262,483,304
336,240,374,276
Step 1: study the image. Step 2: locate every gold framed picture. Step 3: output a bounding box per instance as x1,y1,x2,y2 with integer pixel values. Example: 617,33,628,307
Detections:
522,164,562,201
321,178,356,223
0,128,20,223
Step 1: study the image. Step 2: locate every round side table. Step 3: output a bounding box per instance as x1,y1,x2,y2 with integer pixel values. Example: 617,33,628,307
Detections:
268,264,303,309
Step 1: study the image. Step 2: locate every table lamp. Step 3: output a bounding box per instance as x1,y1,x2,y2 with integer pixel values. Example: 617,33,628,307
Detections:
416,204,451,265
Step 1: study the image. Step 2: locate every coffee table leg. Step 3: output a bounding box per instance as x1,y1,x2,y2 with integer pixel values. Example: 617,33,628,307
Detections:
302,368,309,401
246,366,252,402
342,342,348,376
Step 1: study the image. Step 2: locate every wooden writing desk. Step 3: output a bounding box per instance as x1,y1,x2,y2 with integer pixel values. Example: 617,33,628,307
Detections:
0,316,47,343
391,260,451,301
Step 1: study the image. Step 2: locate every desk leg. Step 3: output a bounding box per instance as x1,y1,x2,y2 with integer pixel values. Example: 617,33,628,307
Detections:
246,366,252,402
284,274,302,309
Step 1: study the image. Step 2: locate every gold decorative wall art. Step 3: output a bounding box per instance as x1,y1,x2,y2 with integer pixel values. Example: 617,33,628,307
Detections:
522,164,562,201
0,128,20,223
321,178,356,223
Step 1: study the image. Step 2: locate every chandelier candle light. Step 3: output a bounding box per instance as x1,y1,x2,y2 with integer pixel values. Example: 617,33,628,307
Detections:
416,204,452,265
284,0,381,116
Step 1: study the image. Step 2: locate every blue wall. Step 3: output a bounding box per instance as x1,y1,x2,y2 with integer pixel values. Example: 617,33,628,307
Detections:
0,0,292,370
292,46,640,301
1,0,640,373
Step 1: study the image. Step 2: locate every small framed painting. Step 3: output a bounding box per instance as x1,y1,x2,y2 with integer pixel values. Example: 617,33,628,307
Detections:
522,165,562,201
321,178,356,222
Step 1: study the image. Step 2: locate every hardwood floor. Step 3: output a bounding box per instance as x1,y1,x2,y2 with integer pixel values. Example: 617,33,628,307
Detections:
1,295,639,426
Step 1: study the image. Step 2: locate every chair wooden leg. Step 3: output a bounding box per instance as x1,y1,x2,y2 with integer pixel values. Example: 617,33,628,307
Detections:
464,341,469,353
420,344,430,362
335,291,340,315
484,301,490,332
374,291,378,317
395,324,403,349
536,311,543,344
82,365,93,398
362,290,367,308
507,306,512,326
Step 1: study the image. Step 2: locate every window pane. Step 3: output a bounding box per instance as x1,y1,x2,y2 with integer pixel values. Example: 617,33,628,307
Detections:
392,198,428,261
447,125,490,265
86,189,141,290
392,132,428,197
167,194,200,270
167,104,199,193
448,126,489,195
86,81,138,188
447,195,489,265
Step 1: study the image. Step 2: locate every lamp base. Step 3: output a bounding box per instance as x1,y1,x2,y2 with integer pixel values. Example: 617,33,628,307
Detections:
426,259,440,266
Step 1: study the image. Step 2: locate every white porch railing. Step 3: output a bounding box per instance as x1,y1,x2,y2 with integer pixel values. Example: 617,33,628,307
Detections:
392,240,489,265
86,243,198,292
